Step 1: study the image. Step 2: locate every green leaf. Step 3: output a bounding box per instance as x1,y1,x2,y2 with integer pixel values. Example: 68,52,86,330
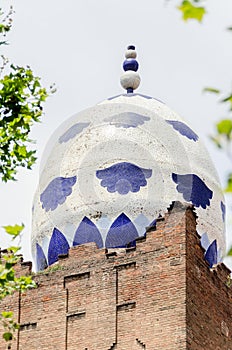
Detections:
227,27,232,31
203,87,221,94
7,246,20,254
3,332,13,341
178,0,206,22
0,63,54,182
2,224,24,237
227,246,232,256
221,94,232,110
1,311,13,319
17,145,27,157
216,119,232,136
225,173,232,193
209,135,222,149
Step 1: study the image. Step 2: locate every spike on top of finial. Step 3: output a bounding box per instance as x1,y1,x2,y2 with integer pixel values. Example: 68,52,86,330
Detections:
120,45,141,94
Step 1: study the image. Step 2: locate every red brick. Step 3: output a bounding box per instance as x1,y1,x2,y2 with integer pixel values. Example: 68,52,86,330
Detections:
0,201,231,349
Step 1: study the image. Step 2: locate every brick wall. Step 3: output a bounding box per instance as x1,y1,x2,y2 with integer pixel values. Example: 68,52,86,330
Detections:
0,201,232,350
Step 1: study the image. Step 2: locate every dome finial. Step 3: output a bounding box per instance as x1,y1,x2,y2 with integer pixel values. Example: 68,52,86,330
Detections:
120,45,141,94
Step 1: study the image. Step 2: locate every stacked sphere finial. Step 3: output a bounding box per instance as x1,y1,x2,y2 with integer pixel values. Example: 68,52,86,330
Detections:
120,45,141,93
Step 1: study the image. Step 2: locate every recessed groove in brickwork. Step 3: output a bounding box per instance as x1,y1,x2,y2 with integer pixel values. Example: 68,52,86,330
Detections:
117,301,136,311
135,236,146,243
115,261,136,270
106,251,117,258
156,216,165,222
64,271,90,286
21,261,32,270
170,257,182,266
136,338,146,349
146,222,157,233
20,322,37,331
159,305,176,311
58,253,69,260
3,203,232,350
67,311,86,321
126,246,136,253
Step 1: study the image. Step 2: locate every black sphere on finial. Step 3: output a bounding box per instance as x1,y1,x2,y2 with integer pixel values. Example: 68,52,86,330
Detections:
127,45,135,50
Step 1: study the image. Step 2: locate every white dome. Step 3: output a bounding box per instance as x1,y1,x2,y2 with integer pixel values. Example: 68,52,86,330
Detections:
32,93,226,270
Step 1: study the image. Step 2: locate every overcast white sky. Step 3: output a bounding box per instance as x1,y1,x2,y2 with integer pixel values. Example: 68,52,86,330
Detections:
1,0,232,268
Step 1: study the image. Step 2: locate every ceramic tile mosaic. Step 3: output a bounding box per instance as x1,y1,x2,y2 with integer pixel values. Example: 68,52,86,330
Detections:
32,94,226,270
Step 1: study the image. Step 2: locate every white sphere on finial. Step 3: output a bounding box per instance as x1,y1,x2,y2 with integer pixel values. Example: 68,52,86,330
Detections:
120,71,141,91
125,49,137,59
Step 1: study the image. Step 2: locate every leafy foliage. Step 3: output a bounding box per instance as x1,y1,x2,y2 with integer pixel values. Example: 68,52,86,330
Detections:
0,64,52,181
0,7,13,46
0,225,36,343
204,88,232,193
178,0,206,22
0,311,19,342
0,6,52,343
178,1,232,258
0,7,54,182
3,224,25,238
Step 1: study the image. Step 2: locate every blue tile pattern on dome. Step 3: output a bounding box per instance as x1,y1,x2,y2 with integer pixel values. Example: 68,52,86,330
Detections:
36,243,48,271
104,112,150,128
221,201,226,222
200,232,210,251
107,93,161,101
205,239,218,267
40,176,77,211
166,120,199,141
96,162,152,195
172,173,213,209
73,217,103,248
105,213,139,248
48,228,70,265
58,122,90,143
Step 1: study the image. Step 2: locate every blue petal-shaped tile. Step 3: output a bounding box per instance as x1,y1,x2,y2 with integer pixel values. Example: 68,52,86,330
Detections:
36,243,48,271
200,233,210,251
40,176,77,211
172,173,213,209
134,213,150,236
166,120,199,141
73,217,103,248
104,112,150,128
221,201,226,222
48,228,70,265
96,162,152,195
205,240,217,268
105,213,139,248
59,122,90,143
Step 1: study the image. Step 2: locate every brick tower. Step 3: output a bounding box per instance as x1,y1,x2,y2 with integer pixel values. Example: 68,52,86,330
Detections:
1,46,231,349
1,202,232,349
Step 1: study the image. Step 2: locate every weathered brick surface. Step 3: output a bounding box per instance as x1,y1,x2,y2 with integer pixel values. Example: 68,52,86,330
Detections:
186,208,232,349
0,201,232,349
